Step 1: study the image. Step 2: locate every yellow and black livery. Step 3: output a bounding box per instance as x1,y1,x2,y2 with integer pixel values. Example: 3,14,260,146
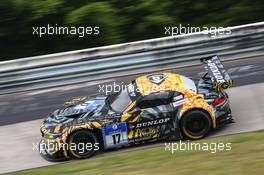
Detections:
39,55,233,161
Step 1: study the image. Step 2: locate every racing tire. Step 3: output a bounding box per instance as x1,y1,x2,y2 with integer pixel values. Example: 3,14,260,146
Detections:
67,130,99,159
180,110,212,140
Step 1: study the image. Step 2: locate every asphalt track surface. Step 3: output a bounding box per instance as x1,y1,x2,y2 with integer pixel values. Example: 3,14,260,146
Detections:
0,56,263,174
0,56,264,126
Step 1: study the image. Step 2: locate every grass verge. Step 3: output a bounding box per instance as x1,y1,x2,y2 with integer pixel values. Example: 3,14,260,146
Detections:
5,130,264,175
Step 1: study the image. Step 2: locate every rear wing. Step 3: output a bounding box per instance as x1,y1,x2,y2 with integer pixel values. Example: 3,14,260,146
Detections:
200,55,233,91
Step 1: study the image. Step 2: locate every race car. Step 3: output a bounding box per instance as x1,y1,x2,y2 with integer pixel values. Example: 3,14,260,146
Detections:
39,55,233,160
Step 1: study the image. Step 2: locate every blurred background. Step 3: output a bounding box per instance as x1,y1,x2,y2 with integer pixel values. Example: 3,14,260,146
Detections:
0,1,264,174
0,0,263,61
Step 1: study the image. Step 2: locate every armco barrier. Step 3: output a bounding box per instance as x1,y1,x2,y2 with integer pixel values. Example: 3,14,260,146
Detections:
0,22,264,94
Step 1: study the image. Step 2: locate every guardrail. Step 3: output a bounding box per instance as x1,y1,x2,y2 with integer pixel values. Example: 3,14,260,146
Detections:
0,22,264,94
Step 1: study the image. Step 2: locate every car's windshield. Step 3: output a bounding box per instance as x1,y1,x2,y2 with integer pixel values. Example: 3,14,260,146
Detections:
110,89,132,113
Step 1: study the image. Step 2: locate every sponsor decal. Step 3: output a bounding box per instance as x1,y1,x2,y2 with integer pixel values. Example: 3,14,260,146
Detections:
112,124,118,130
127,83,136,97
147,74,166,84
102,122,129,149
129,136,151,143
136,118,170,128
207,60,225,83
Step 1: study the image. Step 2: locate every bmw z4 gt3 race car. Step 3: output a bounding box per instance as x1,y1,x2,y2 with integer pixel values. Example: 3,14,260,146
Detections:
39,55,233,160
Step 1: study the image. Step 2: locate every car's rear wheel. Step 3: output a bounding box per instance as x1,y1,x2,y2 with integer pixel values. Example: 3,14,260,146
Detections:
180,110,212,140
67,130,99,159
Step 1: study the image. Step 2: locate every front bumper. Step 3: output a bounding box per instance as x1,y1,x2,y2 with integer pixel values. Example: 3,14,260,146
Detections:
39,139,69,162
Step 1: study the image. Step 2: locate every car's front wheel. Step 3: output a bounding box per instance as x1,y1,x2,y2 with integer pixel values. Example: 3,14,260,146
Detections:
180,110,212,140
67,130,99,159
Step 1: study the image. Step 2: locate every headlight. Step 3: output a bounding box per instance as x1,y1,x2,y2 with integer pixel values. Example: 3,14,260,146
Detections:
42,132,62,139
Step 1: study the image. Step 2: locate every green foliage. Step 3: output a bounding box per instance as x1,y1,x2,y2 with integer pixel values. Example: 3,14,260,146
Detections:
0,0,263,60
65,2,124,44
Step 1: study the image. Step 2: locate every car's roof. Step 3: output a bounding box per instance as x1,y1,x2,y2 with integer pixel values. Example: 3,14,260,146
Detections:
135,72,197,96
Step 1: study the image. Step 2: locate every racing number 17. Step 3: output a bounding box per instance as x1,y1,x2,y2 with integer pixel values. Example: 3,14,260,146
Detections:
112,133,121,144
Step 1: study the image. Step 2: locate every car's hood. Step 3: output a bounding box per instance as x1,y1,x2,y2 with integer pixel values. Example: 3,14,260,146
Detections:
56,97,106,118
44,97,106,125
